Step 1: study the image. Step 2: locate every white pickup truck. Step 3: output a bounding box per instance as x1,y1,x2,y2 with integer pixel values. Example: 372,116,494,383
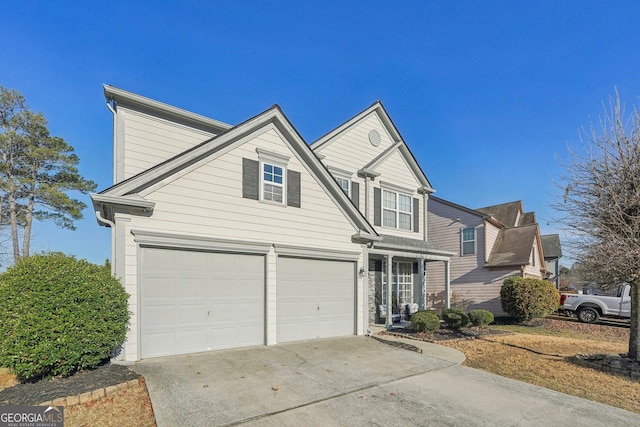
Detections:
560,283,631,323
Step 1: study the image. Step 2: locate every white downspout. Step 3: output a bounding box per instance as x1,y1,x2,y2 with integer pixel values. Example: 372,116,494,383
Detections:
95,209,116,276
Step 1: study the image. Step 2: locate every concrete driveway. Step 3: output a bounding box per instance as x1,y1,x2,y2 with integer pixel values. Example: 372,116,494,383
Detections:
134,336,640,426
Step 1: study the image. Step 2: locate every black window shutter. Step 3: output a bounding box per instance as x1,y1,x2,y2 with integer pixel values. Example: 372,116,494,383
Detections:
287,170,301,208
413,197,420,233
351,181,360,209
413,262,419,274
242,158,259,200
374,187,381,226
374,259,382,272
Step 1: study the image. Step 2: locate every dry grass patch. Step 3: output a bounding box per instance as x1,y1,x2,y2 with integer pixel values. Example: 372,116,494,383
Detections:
441,319,640,414
65,382,155,427
0,368,18,390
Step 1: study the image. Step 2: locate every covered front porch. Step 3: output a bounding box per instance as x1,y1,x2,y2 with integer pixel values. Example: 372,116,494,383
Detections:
365,234,454,330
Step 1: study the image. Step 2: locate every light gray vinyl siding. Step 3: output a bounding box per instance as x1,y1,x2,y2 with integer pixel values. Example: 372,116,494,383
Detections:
313,114,394,172
119,108,217,181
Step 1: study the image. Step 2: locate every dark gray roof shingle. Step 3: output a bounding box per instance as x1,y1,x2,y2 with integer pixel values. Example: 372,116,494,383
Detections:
541,234,563,259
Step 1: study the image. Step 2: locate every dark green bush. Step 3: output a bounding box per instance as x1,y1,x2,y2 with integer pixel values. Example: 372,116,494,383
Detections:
441,308,470,330
410,310,441,332
468,309,494,327
500,276,560,322
0,253,129,381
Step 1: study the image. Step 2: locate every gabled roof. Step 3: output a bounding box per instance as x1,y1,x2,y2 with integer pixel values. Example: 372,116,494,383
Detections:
476,201,523,228
541,234,563,259
485,224,539,268
310,101,434,192
429,196,503,228
91,104,378,237
519,212,536,226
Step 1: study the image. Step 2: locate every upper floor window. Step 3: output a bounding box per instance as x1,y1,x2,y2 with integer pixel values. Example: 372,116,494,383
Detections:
383,189,412,231
262,163,284,203
462,227,475,255
531,246,536,266
335,176,350,196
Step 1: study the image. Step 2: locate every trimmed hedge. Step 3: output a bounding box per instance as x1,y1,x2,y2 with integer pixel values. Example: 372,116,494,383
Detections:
0,253,129,381
442,308,470,330
468,309,494,327
500,276,560,322
410,310,441,332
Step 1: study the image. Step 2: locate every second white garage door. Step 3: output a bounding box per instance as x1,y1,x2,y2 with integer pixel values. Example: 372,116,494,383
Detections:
277,257,355,343
140,247,265,358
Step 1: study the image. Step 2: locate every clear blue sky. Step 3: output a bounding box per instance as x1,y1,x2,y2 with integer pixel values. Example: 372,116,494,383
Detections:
2,1,640,266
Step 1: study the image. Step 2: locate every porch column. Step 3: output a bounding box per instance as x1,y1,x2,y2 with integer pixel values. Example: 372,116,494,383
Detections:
386,253,393,330
418,256,425,310
444,260,451,309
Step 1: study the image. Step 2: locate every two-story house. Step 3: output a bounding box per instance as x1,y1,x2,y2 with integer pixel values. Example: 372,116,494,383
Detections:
92,86,452,362
426,197,546,315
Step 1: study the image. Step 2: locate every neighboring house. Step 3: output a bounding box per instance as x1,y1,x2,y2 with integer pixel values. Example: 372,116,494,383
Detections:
91,86,452,362
426,197,546,315
541,234,562,288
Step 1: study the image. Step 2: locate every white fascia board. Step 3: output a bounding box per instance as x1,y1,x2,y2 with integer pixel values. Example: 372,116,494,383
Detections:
91,193,155,212
103,85,232,133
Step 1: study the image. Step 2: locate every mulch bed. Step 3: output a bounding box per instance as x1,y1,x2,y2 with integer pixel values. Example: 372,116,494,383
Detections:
0,363,141,405
381,325,509,342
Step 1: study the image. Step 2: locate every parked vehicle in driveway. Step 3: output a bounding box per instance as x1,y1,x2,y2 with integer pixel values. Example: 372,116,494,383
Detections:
560,283,631,323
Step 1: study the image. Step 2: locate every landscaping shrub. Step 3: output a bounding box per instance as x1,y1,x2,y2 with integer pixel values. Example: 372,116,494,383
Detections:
500,276,560,322
441,308,470,330
410,310,441,332
468,309,494,327
0,252,129,381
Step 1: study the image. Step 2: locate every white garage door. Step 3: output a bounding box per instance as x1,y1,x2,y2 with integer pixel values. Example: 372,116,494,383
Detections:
140,247,264,358
277,257,355,343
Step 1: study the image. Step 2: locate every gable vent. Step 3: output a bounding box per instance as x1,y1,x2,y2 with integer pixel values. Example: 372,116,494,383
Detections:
368,129,381,146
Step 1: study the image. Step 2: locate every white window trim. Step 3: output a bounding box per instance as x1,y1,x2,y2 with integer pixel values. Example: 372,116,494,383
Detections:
260,160,287,205
257,149,289,206
382,188,413,231
461,227,476,256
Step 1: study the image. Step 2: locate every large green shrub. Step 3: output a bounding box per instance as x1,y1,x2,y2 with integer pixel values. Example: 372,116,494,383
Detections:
441,308,470,330
468,309,494,327
0,253,129,381
410,310,441,332
500,276,560,322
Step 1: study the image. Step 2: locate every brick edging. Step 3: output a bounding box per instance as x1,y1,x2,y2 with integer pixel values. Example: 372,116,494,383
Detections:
38,377,145,407
568,356,640,382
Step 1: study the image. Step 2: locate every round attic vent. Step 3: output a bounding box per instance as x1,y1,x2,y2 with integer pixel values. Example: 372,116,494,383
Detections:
368,129,381,146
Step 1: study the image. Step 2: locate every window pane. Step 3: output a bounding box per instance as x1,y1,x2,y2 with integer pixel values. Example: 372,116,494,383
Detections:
399,194,412,213
264,164,273,173
462,228,475,241
399,213,412,230
463,241,475,255
274,166,282,175
274,175,282,184
383,190,396,209
383,209,396,227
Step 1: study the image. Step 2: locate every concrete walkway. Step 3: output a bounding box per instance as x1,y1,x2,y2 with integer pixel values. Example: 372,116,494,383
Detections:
134,336,640,426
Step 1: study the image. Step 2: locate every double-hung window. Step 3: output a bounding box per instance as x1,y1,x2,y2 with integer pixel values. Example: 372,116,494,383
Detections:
461,227,476,255
335,176,350,197
262,163,284,203
383,189,412,231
